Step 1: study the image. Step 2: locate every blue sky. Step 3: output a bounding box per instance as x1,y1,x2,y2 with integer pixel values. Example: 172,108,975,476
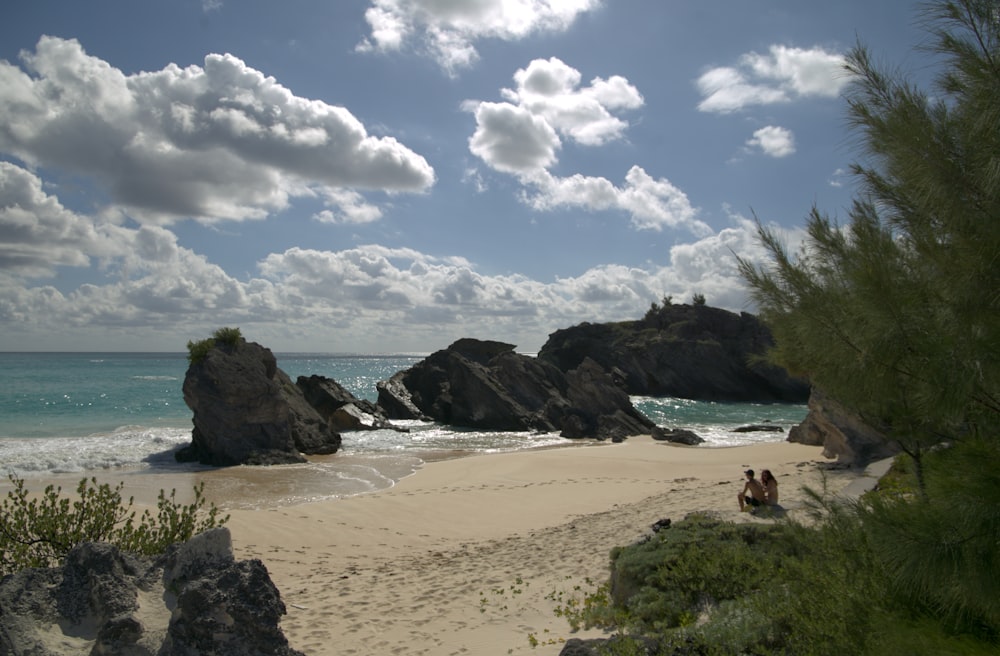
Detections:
1,0,929,353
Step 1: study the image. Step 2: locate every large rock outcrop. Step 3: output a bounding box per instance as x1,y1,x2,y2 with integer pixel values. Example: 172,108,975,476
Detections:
787,387,898,465
376,338,658,441
0,528,304,656
538,304,809,403
179,338,341,466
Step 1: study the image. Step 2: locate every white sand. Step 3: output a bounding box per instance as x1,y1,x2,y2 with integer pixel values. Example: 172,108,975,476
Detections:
219,437,865,655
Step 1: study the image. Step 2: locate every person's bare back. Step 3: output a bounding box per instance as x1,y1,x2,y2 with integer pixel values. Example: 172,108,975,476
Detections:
738,469,766,511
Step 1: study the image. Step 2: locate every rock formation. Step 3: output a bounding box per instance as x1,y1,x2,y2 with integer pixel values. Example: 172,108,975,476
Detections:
538,304,809,403
0,528,304,656
376,338,659,441
787,387,898,465
179,338,341,466
654,427,705,445
296,374,399,433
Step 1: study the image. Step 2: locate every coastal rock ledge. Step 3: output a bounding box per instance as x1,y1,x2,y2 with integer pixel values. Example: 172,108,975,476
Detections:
537,303,809,403
0,528,304,656
376,338,661,441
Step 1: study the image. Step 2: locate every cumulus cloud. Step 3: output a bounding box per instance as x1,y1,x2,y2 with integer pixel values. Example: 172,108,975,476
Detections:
465,58,706,234
0,163,126,276
357,0,601,75
697,44,849,113
0,36,435,225
504,57,644,146
0,162,804,352
466,57,644,169
313,189,384,225
527,167,711,234
467,101,561,173
746,125,796,157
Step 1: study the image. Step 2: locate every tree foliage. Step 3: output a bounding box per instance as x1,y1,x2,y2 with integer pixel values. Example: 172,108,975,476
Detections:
0,475,229,577
738,0,1000,486
731,0,1000,648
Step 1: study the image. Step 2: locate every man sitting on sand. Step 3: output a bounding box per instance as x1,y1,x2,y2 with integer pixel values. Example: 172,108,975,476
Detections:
738,469,766,511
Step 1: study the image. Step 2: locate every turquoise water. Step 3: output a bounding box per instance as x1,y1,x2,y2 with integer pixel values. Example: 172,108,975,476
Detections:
0,353,806,485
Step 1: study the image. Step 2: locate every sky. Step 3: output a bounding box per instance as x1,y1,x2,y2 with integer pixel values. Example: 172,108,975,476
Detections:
0,0,932,354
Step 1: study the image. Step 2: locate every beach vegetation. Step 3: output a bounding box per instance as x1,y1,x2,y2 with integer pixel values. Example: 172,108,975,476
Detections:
737,0,1000,497
736,0,1000,645
0,474,229,577
551,1,1000,653
186,326,243,364
643,295,675,323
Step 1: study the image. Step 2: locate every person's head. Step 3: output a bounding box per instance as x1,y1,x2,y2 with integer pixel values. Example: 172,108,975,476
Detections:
744,469,754,479
761,469,774,484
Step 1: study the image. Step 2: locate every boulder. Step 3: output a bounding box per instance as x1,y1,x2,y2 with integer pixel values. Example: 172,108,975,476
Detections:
0,528,304,656
296,374,400,432
538,304,809,403
654,428,705,445
276,370,343,456
734,423,785,433
788,387,898,465
376,338,658,440
179,338,340,466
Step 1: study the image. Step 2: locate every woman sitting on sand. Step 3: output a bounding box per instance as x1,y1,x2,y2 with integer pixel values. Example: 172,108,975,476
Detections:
761,469,778,506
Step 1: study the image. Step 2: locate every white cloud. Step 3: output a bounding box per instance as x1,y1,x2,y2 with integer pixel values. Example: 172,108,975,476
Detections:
465,59,706,235
0,163,127,276
357,0,601,75
697,44,849,113
505,57,643,146
467,101,561,173
313,189,384,224
0,36,435,225
746,125,796,157
0,165,807,352
465,57,643,173
527,166,711,234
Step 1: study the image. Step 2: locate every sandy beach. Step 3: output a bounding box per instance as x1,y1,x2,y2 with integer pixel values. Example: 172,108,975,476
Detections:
206,437,872,656
1,436,877,654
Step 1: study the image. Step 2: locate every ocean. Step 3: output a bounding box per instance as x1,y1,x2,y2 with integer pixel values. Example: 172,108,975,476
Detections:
0,352,806,504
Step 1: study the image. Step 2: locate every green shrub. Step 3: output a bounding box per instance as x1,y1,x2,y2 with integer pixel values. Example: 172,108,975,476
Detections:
0,475,229,576
606,515,805,633
186,327,243,364
212,326,242,346
186,337,215,364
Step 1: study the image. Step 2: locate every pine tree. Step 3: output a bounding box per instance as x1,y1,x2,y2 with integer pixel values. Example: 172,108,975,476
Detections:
740,0,1000,640
739,0,1000,494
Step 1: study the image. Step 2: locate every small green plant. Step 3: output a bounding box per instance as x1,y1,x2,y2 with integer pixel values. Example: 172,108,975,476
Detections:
186,326,243,363
186,337,214,364
213,326,242,345
0,474,229,576
479,576,530,613
544,576,618,632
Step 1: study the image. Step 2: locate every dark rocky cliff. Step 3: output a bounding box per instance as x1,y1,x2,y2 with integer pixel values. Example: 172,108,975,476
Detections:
537,304,809,403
